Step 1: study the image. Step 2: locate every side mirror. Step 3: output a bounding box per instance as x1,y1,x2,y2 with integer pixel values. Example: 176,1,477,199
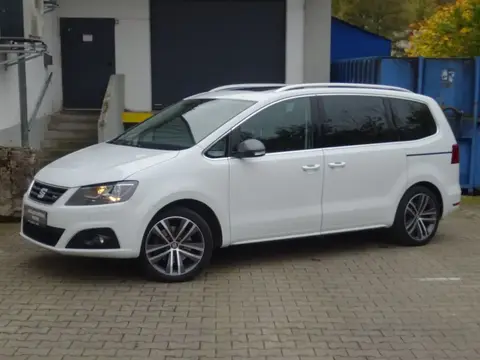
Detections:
235,139,266,158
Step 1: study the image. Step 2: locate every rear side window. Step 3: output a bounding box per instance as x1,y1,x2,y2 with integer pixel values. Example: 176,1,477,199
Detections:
320,95,397,147
389,98,437,141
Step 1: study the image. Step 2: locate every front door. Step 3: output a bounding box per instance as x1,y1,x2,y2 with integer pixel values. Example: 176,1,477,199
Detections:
318,94,407,232
60,18,116,109
229,96,324,244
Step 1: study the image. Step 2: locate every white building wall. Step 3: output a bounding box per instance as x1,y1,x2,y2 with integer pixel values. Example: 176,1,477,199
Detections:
0,0,331,147
304,0,331,82
0,0,60,147
0,58,20,136
285,0,305,84
0,0,151,146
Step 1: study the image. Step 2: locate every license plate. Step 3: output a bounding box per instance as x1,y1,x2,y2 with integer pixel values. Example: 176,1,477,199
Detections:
23,205,48,228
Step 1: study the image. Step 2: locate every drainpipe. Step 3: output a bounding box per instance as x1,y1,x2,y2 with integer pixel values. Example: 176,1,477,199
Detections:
17,55,29,147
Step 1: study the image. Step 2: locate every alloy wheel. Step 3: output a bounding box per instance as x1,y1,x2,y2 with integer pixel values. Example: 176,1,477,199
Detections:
145,216,205,276
404,193,438,242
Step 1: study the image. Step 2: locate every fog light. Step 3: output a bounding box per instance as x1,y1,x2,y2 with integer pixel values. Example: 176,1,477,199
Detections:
85,234,108,247
66,228,120,249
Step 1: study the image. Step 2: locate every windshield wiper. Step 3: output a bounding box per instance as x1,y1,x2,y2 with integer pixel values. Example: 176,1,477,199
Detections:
109,139,139,147
136,141,190,151
109,138,190,151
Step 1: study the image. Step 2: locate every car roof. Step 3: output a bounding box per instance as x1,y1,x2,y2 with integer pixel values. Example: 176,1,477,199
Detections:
187,83,430,104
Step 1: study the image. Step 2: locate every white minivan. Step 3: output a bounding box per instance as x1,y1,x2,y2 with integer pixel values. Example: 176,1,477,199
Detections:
21,83,461,282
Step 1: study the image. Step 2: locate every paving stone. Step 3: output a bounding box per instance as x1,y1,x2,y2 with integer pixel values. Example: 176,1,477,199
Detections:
0,206,479,359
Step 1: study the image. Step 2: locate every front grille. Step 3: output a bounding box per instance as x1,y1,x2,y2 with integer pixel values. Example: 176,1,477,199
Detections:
29,181,68,205
22,221,64,247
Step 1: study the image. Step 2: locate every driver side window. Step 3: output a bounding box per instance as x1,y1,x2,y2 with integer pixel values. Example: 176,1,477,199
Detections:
235,97,313,154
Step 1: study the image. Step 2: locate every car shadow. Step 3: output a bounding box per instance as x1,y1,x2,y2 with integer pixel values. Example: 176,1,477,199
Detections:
24,230,397,283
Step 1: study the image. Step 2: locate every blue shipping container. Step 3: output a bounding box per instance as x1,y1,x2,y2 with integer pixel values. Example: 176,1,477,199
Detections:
331,56,480,192
331,18,392,61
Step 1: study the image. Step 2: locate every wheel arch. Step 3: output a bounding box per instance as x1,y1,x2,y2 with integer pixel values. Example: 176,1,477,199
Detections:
150,199,224,249
405,181,444,217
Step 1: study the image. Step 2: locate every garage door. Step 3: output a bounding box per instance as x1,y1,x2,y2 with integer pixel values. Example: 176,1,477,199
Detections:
150,0,286,109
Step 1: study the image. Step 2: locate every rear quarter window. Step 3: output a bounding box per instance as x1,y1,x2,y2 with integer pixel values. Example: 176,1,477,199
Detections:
389,98,437,141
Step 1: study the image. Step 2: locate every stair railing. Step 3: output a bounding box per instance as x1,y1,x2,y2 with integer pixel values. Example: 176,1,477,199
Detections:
28,71,53,131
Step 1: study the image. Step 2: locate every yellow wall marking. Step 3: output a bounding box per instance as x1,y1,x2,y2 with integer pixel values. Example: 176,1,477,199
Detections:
122,112,153,123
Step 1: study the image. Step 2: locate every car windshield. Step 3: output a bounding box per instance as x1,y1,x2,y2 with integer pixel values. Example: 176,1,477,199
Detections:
109,98,255,150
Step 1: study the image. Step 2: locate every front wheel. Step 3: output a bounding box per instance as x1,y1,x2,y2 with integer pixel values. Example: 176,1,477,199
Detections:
390,185,441,246
140,207,213,282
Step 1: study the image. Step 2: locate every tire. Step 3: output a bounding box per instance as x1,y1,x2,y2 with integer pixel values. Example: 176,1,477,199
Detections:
390,185,441,246
140,207,214,282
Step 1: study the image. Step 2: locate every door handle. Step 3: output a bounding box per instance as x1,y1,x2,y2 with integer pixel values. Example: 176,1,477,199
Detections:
302,164,321,171
328,161,346,168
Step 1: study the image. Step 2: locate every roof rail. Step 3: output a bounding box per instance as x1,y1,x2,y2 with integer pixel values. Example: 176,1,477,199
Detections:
209,83,286,92
274,83,413,93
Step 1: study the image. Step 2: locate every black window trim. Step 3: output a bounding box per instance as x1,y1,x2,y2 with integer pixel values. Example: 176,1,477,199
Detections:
204,132,232,159
315,94,435,149
202,94,321,159
385,96,439,142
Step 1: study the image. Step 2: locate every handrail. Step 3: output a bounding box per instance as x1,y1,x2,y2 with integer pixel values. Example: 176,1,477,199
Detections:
274,83,413,93
28,71,53,131
0,38,48,68
209,83,286,92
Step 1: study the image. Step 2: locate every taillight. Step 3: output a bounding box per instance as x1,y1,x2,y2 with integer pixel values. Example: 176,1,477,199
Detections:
451,144,459,164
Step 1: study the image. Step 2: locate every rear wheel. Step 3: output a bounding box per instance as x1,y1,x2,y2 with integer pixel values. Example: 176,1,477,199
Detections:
391,185,441,246
140,207,213,282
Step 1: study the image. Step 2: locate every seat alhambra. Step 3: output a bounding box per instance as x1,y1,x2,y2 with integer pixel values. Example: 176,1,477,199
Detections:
21,83,461,282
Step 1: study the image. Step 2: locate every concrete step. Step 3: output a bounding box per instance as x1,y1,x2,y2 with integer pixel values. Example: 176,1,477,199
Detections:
50,114,100,124
48,121,98,131
44,129,98,140
42,139,97,150
37,110,101,169
51,110,100,122
61,109,100,116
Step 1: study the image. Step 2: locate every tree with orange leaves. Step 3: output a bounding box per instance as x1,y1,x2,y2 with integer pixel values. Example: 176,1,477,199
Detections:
407,0,480,57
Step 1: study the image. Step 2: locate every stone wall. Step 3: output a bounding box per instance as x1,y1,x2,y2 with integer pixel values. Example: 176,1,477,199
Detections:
0,147,38,220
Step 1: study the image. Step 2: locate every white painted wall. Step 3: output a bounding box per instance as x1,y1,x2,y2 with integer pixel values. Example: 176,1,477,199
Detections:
0,57,20,134
285,0,305,84
304,0,332,82
24,5,63,131
58,0,151,112
0,0,60,147
0,0,331,147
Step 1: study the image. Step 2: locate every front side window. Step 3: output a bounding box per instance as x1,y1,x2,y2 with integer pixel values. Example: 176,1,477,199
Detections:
234,97,313,154
109,98,255,150
389,98,437,141
320,95,397,148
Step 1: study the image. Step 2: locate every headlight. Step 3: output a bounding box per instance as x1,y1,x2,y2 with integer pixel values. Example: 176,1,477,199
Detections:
65,181,138,206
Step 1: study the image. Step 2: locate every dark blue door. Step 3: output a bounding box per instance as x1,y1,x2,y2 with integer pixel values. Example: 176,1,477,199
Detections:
150,0,286,110
0,0,24,37
60,18,116,109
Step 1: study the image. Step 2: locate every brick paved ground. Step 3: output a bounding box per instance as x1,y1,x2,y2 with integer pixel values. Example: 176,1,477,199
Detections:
1,206,480,360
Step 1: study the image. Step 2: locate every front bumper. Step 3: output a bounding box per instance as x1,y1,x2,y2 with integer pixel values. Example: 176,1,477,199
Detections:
20,191,141,259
